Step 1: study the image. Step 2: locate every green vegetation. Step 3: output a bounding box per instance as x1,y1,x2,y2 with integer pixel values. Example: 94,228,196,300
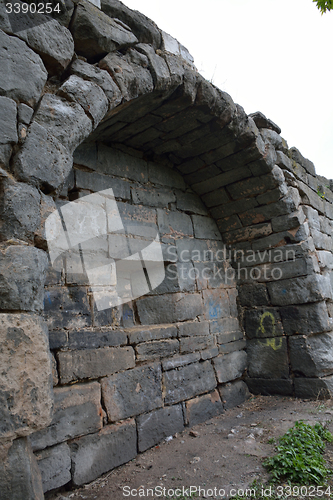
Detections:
314,0,333,14
263,421,333,484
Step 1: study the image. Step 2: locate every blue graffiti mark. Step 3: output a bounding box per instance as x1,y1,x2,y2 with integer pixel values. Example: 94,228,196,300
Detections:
44,292,52,306
208,300,221,319
282,289,287,295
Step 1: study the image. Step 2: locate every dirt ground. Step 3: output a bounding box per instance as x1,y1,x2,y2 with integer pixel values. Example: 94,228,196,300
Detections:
48,395,333,500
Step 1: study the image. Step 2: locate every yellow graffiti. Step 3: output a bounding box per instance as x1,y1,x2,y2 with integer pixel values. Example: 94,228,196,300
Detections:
261,337,283,351
257,311,282,351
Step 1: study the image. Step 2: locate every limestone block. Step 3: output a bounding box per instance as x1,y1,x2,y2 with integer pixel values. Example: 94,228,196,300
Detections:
70,58,122,108
57,346,135,383
137,43,171,90
0,29,47,106
30,382,103,451
71,0,137,60
36,442,71,493
0,179,41,242
137,405,184,452
249,111,281,134
34,94,92,154
71,419,137,485
0,246,48,312
0,314,53,440
213,351,247,384
289,147,316,176
16,19,74,75
18,103,34,126
218,380,250,409
246,338,289,379
59,75,108,127
280,302,331,335
0,438,44,500
13,122,73,191
289,333,333,378
163,360,216,404
101,362,163,421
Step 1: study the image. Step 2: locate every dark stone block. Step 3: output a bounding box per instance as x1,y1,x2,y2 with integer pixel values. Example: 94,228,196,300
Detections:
246,378,293,396
185,390,223,426
137,405,184,452
247,338,289,379
218,380,250,409
244,308,284,339
280,302,331,335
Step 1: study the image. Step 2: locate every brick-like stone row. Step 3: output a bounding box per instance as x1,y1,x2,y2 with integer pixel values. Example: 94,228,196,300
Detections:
0,0,332,496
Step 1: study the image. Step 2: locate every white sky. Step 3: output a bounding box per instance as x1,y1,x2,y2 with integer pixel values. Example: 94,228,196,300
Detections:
121,0,332,180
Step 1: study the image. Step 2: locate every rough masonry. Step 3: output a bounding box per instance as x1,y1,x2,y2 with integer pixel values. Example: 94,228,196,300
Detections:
0,0,332,497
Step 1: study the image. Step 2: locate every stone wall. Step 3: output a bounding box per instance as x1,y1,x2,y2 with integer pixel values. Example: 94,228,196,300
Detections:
0,0,332,497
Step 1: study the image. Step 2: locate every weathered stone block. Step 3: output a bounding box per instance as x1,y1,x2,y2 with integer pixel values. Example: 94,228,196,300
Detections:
137,405,184,452
162,352,201,371
59,75,108,127
222,222,273,244
216,330,243,345
36,442,71,493
244,308,284,339
101,0,162,48
249,111,281,134
132,185,176,208
58,346,135,383
213,351,247,384
0,437,44,500
178,321,210,337
163,360,216,404
218,380,250,409
185,390,223,426
267,274,332,306
135,339,179,361
0,314,53,440
0,179,41,242
136,293,203,324
71,0,138,60
246,378,293,396
0,246,48,312
176,190,208,215
137,43,171,89
44,286,91,330
272,208,306,233
127,324,177,344
191,215,222,240
13,122,73,191
0,29,47,106
210,317,240,334
0,96,17,147
157,209,193,237
71,419,137,486
67,329,127,350
218,339,246,354
294,377,333,399
289,333,333,378
99,50,153,101
247,338,289,379
16,19,74,75
70,58,122,107
101,362,162,421
34,94,92,154
75,169,131,199
289,147,316,176
280,302,331,335
180,334,215,354
202,289,230,320
30,382,103,451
